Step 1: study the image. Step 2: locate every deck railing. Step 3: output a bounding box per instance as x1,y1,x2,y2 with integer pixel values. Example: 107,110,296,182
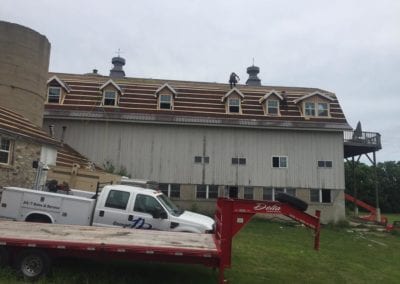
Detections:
344,131,381,149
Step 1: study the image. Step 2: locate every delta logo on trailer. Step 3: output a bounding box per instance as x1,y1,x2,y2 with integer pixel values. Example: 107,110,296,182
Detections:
253,203,281,213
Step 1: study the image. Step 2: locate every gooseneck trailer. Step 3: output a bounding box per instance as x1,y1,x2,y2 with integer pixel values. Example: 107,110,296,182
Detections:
0,198,320,283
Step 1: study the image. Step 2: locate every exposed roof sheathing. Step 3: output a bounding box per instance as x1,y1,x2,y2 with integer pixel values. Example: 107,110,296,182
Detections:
44,73,351,131
0,106,59,146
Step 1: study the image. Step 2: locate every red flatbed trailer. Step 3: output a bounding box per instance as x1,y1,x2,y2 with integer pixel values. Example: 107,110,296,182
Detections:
0,198,320,283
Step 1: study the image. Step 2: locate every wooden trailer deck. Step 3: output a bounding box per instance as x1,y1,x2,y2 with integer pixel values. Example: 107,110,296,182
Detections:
0,220,218,255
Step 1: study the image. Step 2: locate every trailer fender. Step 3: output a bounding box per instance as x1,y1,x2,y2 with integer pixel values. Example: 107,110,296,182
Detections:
24,212,54,224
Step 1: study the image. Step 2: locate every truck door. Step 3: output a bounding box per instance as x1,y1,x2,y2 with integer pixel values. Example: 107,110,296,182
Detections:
92,189,132,228
132,194,170,231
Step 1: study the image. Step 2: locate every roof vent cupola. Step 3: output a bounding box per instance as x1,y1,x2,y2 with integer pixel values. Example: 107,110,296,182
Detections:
109,54,126,78
245,60,261,86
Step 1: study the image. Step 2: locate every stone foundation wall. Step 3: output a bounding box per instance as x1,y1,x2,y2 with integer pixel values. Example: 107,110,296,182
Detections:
0,139,41,188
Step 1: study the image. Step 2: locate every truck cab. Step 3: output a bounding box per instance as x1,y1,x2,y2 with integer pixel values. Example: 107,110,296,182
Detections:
93,185,214,233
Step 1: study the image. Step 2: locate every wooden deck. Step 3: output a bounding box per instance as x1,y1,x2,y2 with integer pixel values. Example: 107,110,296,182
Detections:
0,220,217,253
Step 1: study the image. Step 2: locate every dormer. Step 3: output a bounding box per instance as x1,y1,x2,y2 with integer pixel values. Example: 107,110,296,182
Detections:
46,76,70,104
221,88,245,114
155,83,177,110
293,91,334,118
259,90,284,116
100,79,123,107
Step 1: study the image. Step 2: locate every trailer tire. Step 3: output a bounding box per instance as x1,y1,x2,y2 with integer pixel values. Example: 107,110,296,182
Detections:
0,247,9,267
15,249,50,281
276,193,308,212
25,214,52,223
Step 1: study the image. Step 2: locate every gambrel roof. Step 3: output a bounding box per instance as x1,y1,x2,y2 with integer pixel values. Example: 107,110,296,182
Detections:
44,72,351,131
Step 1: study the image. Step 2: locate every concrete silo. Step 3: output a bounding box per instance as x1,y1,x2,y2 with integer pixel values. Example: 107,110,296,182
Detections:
0,21,50,127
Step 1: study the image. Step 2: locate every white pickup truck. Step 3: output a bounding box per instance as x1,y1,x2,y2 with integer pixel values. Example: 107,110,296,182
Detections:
0,185,215,233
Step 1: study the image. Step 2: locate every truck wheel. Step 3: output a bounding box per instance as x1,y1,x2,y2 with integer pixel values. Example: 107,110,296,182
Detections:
276,193,308,212
15,249,50,281
0,247,9,266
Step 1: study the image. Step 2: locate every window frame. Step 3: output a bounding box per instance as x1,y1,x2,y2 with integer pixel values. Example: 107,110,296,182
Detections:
304,102,315,116
310,189,332,203
0,137,13,165
272,156,288,168
228,97,240,113
243,187,254,200
47,87,61,104
159,94,173,110
318,160,333,168
103,90,117,106
196,184,219,199
159,183,180,199
317,102,329,117
104,190,130,210
266,99,279,115
262,187,296,201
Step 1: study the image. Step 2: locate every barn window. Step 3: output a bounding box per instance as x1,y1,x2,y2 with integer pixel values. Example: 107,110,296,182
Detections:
47,87,61,104
196,185,219,199
318,103,329,116
159,94,172,110
103,90,117,106
310,189,331,203
267,99,279,115
263,187,296,201
232,157,246,165
159,183,180,199
318,160,333,168
244,187,254,200
228,98,240,113
0,137,13,165
304,102,315,116
272,156,288,168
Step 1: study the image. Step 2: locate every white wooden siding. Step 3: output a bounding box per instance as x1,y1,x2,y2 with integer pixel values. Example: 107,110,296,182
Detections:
44,120,345,189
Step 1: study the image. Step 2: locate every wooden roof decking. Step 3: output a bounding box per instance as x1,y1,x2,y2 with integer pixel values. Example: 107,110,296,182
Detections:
56,144,103,170
0,106,59,146
44,73,351,131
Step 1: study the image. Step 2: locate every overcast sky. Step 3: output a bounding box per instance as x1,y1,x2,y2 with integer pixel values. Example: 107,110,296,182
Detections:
2,0,399,162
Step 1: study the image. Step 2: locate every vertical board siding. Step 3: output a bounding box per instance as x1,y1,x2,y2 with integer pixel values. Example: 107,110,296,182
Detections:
44,120,344,189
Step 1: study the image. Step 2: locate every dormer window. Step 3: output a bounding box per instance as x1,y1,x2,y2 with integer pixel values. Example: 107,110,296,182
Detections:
100,79,123,107
155,83,177,111
267,100,279,115
159,94,172,110
259,90,283,116
229,98,240,113
318,103,329,117
294,91,334,118
305,102,315,116
46,75,70,104
103,90,117,106
47,87,61,104
221,88,244,114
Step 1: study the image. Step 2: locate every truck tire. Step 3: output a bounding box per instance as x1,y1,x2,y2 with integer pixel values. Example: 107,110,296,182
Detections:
0,247,9,266
15,249,50,281
276,193,308,212
25,214,52,223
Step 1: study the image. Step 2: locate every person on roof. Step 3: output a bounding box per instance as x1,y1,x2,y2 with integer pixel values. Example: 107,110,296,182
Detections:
229,72,240,88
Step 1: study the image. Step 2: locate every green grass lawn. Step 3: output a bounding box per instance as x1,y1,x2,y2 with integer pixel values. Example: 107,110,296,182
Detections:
1,218,399,283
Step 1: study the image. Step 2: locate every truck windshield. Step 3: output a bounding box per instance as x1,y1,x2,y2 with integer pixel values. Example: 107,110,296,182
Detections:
157,194,183,217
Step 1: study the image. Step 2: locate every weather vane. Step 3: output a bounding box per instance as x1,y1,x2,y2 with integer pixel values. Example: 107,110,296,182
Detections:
116,48,123,57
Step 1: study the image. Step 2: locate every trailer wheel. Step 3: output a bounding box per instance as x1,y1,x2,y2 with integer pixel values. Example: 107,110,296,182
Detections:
0,247,9,266
15,249,50,281
276,193,308,212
